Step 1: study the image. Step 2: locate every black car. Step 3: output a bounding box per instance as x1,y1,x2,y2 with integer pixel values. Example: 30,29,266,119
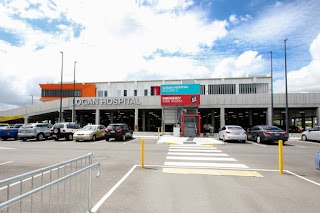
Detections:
105,123,133,141
247,125,289,144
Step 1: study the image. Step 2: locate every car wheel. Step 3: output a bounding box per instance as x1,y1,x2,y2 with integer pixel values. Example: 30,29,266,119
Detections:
92,135,96,141
301,134,307,141
67,134,73,141
54,138,59,141
53,128,59,134
256,136,261,144
37,133,44,141
222,136,226,142
2,137,7,141
22,138,27,141
122,135,126,141
105,137,109,141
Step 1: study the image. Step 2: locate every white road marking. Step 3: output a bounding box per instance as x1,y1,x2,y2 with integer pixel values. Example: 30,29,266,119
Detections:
0,161,13,166
168,152,228,157
169,146,217,149
0,147,16,150
164,161,249,169
166,156,237,161
295,145,306,148
285,170,320,187
91,165,138,213
248,142,268,147
169,149,222,152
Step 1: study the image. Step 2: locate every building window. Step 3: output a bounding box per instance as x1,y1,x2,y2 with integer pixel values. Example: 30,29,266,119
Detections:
239,83,268,94
200,85,206,95
104,91,108,97
208,84,235,94
41,90,82,97
134,90,137,96
144,89,148,96
98,91,103,97
124,90,127,96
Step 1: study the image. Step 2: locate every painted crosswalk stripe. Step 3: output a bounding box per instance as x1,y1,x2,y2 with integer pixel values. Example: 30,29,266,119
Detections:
169,149,222,152
168,152,228,157
166,156,237,161
169,146,217,150
164,161,249,169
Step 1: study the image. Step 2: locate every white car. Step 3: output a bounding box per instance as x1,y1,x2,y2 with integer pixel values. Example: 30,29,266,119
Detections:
218,125,247,142
73,124,106,142
301,126,320,142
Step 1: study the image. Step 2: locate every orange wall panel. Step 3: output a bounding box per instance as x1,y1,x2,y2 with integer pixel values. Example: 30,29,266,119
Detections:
39,83,96,102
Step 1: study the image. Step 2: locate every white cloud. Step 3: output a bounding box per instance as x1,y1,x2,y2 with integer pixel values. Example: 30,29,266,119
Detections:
0,0,230,110
274,33,320,93
210,50,266,78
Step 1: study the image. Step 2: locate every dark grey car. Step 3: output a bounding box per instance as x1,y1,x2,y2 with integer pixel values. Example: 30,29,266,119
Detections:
105,123,133,141
247,125,289,144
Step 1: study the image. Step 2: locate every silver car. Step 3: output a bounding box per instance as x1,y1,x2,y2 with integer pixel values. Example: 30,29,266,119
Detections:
218,125,247,142
301,126,320,142
18,123,53,141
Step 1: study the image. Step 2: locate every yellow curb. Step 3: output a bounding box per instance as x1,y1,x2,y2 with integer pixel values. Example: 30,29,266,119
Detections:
167,142,177,144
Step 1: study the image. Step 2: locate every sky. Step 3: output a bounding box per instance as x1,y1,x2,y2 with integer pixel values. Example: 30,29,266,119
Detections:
0,0,320,111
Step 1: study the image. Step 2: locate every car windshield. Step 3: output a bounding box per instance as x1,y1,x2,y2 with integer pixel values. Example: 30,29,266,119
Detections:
228,126,243,130
107,125,122,130
263,126,282,130
82,125,97,131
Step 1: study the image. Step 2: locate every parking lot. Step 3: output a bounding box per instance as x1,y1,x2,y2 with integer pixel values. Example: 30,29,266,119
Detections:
1,134,320,212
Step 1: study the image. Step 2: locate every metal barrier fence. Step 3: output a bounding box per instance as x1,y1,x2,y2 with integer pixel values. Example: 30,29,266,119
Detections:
0,153,101,213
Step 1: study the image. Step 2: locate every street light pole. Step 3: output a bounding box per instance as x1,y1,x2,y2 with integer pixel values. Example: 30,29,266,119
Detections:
59,51,64,122
270,51,273,125
284,39,289,134
72,61,77,123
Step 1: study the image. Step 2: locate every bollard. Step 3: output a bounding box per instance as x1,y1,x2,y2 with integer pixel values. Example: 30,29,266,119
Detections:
278,140,283,174
141,138,144,168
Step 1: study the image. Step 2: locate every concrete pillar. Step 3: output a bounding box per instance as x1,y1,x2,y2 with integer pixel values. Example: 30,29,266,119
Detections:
302,113,306,130
142,111,146,131
147,113,150,131
110,112,114,123
95,109,100,125
134,108,139,131
317,107,320,126
80,114,84,127
24,115,28,124
220,108,225,129
267,107,272,125
249,110,253,126
211,110,215,126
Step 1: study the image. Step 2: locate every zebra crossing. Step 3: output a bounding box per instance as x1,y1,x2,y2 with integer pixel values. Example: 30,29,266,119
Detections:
164,144,249,170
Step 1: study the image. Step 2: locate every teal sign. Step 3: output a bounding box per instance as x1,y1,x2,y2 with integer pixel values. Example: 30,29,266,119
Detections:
161,84,200,95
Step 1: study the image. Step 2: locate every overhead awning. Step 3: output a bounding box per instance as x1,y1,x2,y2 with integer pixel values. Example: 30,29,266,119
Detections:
0,115,24,122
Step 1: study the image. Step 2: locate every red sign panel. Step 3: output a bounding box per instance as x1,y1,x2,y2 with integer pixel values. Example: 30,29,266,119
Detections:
161,95,200,106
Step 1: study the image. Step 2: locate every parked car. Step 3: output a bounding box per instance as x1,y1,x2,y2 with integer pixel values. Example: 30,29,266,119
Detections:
247,125,288,144
218,125,247,142
18,123,53,141
301,126,320,142
105,123,133,141
51,122,80,141
276,125,301,133
0,123,23,141
73,124,106,141
0,123,10,129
